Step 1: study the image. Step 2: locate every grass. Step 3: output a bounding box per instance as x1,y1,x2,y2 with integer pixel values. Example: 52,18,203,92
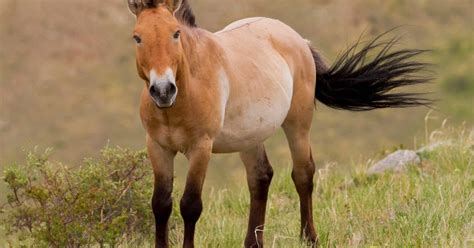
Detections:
0,126,471,247
129,125,472,247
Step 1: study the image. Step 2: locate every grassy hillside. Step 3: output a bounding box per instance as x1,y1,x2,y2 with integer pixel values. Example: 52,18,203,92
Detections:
1,125,472,247
0,0,472,193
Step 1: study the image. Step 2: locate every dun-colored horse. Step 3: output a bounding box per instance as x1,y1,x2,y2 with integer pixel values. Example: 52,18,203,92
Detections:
127,0,430,247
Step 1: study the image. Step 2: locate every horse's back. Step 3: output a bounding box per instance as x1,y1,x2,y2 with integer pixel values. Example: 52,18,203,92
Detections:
216,17,312,63
217,17,267,33
212,18,315,153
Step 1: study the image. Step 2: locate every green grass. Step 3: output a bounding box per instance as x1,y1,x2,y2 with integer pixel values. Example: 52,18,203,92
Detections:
1,127,472,247
137,127,473,247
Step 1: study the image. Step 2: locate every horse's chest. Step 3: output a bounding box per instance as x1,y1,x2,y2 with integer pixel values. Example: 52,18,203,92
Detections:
147,124,189,153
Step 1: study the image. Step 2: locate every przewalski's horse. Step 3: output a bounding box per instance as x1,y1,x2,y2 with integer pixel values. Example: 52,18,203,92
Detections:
127,0,431,247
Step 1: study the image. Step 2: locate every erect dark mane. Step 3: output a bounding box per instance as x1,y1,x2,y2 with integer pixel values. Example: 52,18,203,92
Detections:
174,0,197,27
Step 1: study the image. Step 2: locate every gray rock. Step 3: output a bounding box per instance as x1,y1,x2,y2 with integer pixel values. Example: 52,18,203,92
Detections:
368,150,421,175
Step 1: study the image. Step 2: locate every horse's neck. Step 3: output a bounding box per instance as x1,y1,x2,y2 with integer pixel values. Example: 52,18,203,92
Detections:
178,27,223,95
181,27,222,73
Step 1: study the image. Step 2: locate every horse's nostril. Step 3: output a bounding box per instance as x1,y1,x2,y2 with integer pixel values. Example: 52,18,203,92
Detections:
169,83,177,95
149,84,157,95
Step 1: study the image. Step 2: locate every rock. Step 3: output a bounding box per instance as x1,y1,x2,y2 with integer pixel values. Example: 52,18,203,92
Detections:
368,150,421,175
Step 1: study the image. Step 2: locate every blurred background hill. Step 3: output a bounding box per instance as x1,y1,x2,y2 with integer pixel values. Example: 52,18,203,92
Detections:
0,0,472,190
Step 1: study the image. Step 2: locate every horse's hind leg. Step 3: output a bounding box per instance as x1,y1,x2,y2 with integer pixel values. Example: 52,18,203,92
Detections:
283,114,318,245
240,144,274,248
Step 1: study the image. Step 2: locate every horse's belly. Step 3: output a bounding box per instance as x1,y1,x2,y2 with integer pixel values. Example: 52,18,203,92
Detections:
212,104,289,153
212,70,293,153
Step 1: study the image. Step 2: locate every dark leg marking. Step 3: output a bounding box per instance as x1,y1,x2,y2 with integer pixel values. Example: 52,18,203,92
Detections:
241,145,274,248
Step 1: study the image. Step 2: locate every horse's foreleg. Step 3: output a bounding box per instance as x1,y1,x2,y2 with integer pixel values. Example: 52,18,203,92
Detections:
181,138,212,248
147,137,177,248
283,127,318,246
240,144,274,248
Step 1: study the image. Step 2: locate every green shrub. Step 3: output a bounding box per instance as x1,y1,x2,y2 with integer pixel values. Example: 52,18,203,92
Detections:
1,147,154,247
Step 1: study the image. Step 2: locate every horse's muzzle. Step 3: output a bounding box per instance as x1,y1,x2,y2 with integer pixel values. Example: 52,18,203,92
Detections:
149,82,177,108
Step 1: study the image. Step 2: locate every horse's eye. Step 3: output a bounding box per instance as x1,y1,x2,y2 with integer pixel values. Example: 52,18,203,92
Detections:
173,30,181,40
133,35,142,44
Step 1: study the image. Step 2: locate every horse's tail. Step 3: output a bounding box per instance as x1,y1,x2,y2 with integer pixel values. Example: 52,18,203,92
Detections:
311,34,433,111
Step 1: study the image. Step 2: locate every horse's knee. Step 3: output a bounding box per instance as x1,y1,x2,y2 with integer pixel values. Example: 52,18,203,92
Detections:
180,192,203,224
152,188,173,224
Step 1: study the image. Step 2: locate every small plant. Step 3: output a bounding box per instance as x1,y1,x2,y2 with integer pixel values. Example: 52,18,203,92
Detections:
1,146,154,248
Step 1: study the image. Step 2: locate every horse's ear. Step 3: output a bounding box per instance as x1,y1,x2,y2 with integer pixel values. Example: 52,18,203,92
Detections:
164,0,184,14
128,0,160,16
127,0,143,16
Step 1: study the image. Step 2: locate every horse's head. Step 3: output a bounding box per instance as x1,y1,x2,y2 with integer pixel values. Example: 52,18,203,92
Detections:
128,0,184,108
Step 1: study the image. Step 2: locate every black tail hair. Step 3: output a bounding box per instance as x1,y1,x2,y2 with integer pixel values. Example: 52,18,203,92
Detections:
312,34,433,111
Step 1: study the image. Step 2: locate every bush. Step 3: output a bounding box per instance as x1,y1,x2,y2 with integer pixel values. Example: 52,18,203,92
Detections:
1,147,154,247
